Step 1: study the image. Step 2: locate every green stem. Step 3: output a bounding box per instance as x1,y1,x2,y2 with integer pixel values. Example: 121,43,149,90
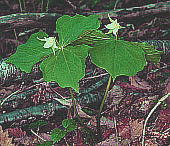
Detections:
99,33,118,113
69,88,76,116
99,75,112,113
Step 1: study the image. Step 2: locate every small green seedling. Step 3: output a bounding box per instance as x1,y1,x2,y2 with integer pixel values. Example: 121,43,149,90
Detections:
51,119,76,144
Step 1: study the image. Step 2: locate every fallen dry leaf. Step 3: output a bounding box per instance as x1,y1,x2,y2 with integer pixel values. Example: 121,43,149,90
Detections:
0,125,14,146
129,76,152,91
165,77,170,94
129,119,143,140
96,134,118,146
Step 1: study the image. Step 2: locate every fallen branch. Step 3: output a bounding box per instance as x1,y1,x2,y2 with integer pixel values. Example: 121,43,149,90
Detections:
0,1,169,30
0,101,67,124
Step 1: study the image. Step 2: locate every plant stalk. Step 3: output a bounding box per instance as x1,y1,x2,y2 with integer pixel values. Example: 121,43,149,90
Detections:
69,88,77,116
99,75,112,113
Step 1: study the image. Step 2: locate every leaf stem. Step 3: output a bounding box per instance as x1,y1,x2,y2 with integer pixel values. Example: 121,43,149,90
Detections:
99,33,117,113
99,75,112,113
69,88,76,116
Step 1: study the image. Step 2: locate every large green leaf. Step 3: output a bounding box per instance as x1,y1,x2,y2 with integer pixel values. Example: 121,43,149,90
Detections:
5,32,52,73
72,30,110,46
56,14,100,47
40,45,89,92
68,45,90,69
89,39,147,79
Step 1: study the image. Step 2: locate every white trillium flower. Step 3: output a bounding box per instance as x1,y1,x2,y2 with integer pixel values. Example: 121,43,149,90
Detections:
105,14,124,36
37,36,59,55
37,37,58,49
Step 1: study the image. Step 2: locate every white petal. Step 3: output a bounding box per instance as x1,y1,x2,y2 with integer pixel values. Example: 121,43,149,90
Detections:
53,43,59,49
105,23,114,29
108,14,114,23
44,42,53,48
112,28,119,36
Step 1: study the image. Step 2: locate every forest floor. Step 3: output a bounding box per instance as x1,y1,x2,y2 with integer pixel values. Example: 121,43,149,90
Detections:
0,0,170,145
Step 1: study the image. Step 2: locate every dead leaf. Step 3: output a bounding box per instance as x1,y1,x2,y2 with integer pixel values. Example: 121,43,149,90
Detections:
129,119,143,140
129,76,152,91
165,77,170,94
0,125,14,146
100,116,115,128
96,134,118,146
76,104,92,119
107,85,124,105
145,140,158,146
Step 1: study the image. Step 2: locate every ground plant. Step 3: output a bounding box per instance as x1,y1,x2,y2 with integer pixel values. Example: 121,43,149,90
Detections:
3,14,166,145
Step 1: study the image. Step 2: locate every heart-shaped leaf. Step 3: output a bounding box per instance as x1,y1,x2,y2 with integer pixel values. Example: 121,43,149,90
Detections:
40,45,89,92
72,30,110,46
5,32,52,73
56,14,100,47
89,39,147,79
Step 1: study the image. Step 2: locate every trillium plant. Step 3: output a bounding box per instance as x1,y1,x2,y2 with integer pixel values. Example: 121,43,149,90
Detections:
5,14,162,144
6,14,161,109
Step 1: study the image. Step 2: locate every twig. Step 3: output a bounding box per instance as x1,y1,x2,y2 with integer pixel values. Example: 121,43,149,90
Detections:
163,128,170,133
48,84,65,99
18,0,23,12
65,0,77,10
46,0,50,12
1,1,170,27
114,0,120,10
0,83,38,106
141,93,170,146
114,115,119,146
0,89,21,106
81,73,108,80
31,129,46,141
